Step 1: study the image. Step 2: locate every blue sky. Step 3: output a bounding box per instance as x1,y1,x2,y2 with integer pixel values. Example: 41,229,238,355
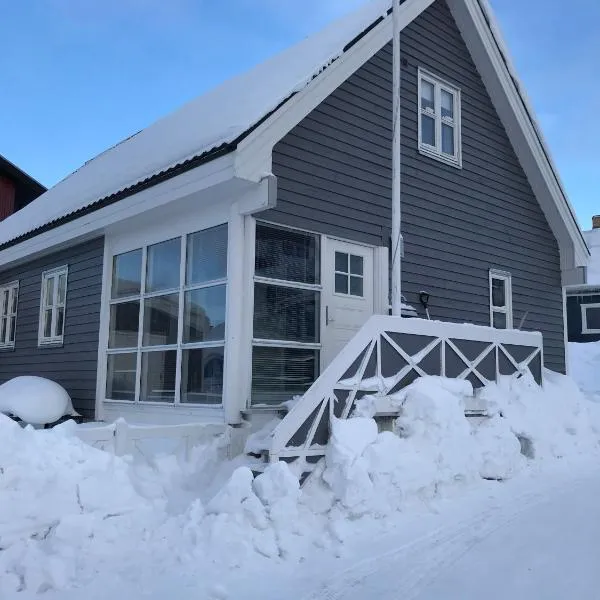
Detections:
0,0,597,228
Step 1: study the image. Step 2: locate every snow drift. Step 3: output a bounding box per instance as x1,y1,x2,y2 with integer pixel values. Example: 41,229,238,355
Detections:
0,376,76,425
1,371,599,595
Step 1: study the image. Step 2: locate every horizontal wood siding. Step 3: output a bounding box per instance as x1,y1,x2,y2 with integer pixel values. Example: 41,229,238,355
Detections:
0,237,104,417
265,0,566,372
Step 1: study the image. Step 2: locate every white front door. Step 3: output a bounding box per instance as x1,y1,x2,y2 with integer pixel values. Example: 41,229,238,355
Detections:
322,239,375,367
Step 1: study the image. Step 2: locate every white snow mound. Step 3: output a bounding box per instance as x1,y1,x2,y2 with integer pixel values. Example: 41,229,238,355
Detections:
0,376,76,425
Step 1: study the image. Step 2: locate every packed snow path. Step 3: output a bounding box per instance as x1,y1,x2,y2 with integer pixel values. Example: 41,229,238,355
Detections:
296,470,600,600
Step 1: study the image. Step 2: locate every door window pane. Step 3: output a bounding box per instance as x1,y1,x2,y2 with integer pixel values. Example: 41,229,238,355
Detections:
140,350,177,402
491,278,506,307
184,286,226,343
493,311,507,329
335,273,348,295
442,124,455,155
421,115,435,146
441,89,454,119
109,301,140,348
186,225,228,285
146,238,181,293
181,347,224,404
255,224,320,284
251,346,319,405
106,353,137,401
112,250,142,299
585,307,600,330
143,293,179,346
421,80,435,111
254,283,319,343
350,255,363,276
350,276,364,297
335,252,348,273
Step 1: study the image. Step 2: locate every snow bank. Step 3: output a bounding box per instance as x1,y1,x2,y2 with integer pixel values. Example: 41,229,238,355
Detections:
0,376,76,425
569,340,600,398
2,372,599,595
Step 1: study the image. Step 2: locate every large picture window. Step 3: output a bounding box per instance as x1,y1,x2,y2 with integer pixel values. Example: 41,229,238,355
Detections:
252,223,321,404
106,224,228,404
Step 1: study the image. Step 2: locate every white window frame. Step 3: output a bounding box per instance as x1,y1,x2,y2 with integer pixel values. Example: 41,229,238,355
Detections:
38,266,68,346
581,303,600,334
417,68,462,168
489,269,513,329
0,281,19,349
105,225,229,405
251,221,322,405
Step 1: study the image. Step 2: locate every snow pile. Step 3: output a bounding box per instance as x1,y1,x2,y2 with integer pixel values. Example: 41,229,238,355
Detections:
0,376,76,425
479,370,600,462
569,340,600,398
1,372,600,595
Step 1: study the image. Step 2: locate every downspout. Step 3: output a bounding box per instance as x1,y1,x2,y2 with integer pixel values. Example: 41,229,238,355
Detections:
391,0,404,316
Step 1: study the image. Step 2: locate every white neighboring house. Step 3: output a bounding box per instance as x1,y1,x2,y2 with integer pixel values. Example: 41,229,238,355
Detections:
566,216,600,343
0,0,589,450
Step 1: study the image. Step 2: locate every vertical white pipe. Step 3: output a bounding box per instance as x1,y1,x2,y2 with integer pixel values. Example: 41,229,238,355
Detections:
391,0,403,316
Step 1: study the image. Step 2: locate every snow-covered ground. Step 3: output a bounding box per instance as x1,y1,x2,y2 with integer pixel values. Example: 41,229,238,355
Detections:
2,369,600,599
569,340,600,399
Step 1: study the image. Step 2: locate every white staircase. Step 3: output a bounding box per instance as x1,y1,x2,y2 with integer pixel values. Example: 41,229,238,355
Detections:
247,315,543,480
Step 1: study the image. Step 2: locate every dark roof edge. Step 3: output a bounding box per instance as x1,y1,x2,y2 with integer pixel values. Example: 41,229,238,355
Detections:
0,155,46,195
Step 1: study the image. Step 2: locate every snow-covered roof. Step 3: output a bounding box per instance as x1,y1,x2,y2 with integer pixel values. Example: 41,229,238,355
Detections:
0,0,390,248
584,228,600,284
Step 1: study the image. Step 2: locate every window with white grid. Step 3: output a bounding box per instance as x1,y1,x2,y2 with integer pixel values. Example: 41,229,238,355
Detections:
0,281,19,348
39,267,68,345
418,69,462,167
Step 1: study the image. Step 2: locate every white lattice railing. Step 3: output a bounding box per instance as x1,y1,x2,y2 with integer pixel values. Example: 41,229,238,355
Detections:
269,316,543,464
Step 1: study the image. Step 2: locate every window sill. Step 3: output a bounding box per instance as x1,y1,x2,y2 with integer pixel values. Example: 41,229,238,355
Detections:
418,145,462,169
38,339,65,349
0,345,15,352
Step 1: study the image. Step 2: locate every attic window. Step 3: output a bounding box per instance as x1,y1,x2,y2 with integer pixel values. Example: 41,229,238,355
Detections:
418,69,462,167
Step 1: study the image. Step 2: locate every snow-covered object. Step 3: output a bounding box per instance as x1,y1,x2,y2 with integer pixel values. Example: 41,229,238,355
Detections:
0,0,391,246
569,340,600,397
0,376,75,425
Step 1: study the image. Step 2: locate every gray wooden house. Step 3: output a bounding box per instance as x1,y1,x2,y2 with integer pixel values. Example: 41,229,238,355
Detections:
0,0,589,452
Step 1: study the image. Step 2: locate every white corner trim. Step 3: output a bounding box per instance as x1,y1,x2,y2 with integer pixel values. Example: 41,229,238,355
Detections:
234,0,436,182
449,0,589,269
95,238,113,421
581,302,600,335
562,286,569,375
